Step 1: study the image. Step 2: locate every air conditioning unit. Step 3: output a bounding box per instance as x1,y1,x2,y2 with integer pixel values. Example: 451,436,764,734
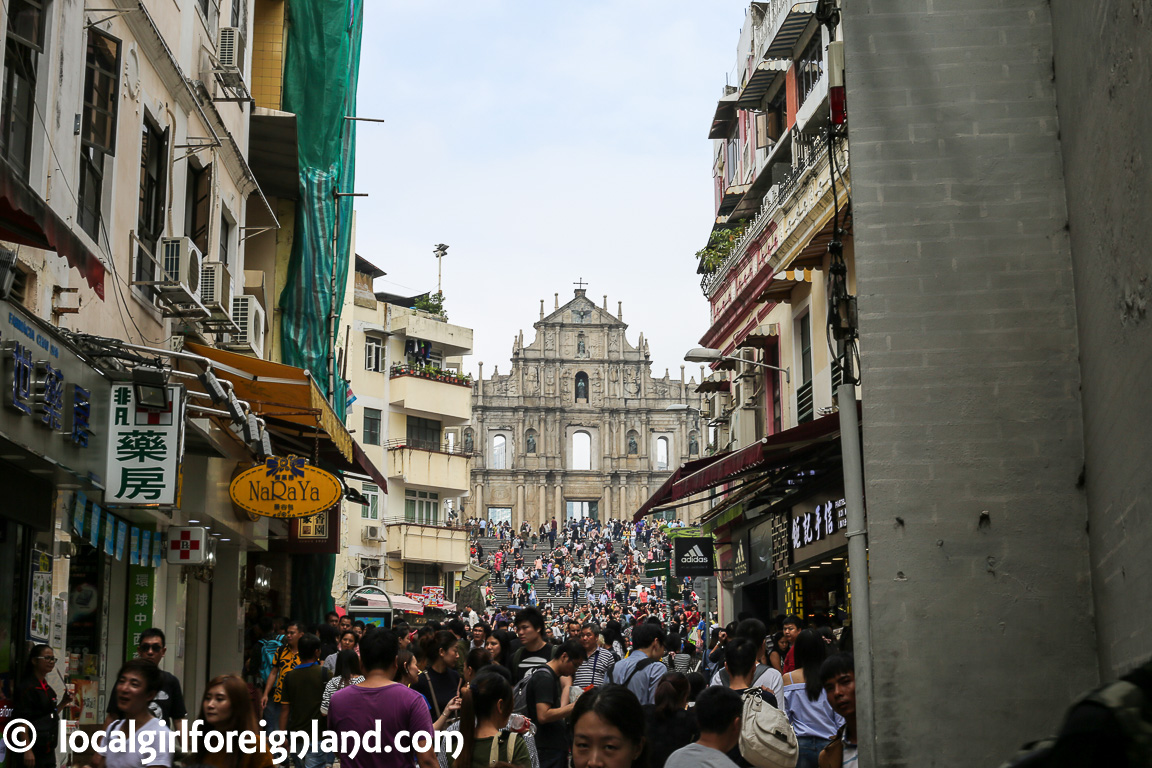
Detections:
200,262,233,318
216,27,245,89
228,294,266,358
362,526,385,543
158,237,202,304
347,571,365,588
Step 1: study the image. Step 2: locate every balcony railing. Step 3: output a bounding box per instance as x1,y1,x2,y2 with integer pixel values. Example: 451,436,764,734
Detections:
797,379,814,423
383,437,475,457
701,136,846,298
389,363,472,388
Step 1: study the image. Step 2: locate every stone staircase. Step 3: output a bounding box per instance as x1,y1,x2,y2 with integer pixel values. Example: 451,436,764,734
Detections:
471,533,670,606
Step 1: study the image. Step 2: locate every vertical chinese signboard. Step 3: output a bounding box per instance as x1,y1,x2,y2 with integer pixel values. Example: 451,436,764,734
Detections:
105,384,185,506
126,564,154,657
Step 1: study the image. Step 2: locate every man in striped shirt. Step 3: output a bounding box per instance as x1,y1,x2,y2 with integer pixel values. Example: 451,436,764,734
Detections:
572,623,614,697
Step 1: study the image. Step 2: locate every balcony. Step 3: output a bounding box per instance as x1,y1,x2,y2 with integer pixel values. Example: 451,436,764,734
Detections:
391,311,473,357
762,1,818,58
385,439,471,494
389,365,473,425
384,521,470,569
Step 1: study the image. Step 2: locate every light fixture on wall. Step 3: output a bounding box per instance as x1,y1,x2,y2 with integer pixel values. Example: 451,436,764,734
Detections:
133,367,170,410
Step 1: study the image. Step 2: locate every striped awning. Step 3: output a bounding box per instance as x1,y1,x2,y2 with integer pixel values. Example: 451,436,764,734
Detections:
709,92,741,139
757,268,817,303
718,182,752,217
764,2,818,58
696,378,732,394
741,323,781,347
736,59,789,108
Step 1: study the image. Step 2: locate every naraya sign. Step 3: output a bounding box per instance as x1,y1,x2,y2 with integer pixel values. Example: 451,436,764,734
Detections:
230,455,342,519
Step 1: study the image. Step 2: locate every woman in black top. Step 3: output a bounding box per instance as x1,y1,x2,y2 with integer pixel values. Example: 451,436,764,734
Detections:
643,672,696,768
414,630,463,727
13,644,72,768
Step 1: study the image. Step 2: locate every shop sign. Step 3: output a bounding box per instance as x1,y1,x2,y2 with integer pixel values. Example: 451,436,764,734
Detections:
733,536,749,581
167,526,208,564
126,564,154,654
230,455,342,518
672,537,715,578
105,384,185,506
422,586,446,608
792,497,848,552
27,550,52,642
0,301,107,482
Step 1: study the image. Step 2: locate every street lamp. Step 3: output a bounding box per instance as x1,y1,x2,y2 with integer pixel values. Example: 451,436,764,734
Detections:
684,347,791,383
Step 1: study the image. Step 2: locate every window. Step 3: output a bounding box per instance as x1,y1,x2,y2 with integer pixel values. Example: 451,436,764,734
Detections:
231,0,243,28
136,117,169,295
797,313,814,423
363,408,381,445
575,371,588,401
364,336,383,372
725,135,739,186
491,434,507,469
404,489,439,525
404,562,439,594
572,431,591,470
656,437,669,470
407,417,441,452
361,482,380,520
487,507,511,526
797,32,824,109
218,212,232,267
565,500,598,521
769,345,783,434
359,557,382,581
197,0,211,19
184,163,211,254
1,0,47,182
77,29,120,239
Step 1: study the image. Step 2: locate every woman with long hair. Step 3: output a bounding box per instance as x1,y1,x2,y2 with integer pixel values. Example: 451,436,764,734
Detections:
643,673,696,768
394,649,419,687
193,674,272,768
13,644,72,768
463,647,492,683
414,630,463,729
321,650,364,716
446,670,531,768
781,629,844,768
85,659,172,768
485,629,514,673
571,685,648,768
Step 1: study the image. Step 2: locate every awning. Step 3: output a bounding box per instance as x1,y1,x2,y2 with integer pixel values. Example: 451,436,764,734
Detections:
634,408,849,521
359,593,426,614
718,182,752,217
183,341,387,490
736,59,789,109
790,208,853,271
0,154,105,298
738,323,781,348
709,92,740,140
696,378,731,394
757,268,817,304
764,2,818,58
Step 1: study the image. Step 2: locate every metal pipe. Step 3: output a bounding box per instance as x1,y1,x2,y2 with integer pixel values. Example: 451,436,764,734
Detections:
838,382,874,767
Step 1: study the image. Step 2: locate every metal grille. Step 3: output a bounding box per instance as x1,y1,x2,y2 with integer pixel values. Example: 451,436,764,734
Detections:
232,296,251,343
217,27,239,69
797,379,814,423
771,512,791,575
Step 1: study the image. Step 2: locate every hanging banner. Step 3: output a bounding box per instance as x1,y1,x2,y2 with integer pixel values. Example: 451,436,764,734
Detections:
73,492,87,538
102,513,116,557
105,384,185,506
126,565,154,654
27,550,52,642
230,455,342,519
88,504,102,548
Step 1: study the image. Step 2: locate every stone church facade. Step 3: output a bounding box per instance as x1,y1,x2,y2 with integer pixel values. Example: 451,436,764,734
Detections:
464,287,707,528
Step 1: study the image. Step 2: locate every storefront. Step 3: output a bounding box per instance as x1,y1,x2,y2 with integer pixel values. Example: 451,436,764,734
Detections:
0,300,110,737
780,487,850,621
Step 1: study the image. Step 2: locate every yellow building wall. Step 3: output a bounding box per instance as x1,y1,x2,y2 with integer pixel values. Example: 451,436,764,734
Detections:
252,0,287,110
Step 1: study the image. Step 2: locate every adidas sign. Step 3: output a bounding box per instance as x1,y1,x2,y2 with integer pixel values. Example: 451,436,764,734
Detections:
680,545,710,564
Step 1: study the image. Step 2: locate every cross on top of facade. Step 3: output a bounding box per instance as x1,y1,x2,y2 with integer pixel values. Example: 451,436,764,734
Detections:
574,278,587,290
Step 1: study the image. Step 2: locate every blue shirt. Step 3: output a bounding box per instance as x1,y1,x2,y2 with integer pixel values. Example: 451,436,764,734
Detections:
609,651,664,705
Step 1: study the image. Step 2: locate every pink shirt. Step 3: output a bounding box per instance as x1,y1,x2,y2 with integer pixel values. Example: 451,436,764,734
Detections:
328,683,433,768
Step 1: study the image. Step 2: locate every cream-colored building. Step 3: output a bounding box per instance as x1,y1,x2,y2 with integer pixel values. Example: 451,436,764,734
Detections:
334,257,474,604
466,287,707,527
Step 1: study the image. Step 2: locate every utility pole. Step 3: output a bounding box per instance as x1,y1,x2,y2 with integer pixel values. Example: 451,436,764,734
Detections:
434,244,449,295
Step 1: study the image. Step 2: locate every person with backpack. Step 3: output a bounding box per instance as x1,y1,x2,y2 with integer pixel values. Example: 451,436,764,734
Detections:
447,670,533,768
524,639,586,768
511,608,554,683
664,686,743,768
260,620,302,733
781,630,843,768
608,622,667,706
572,623,614,700
710,619,783,701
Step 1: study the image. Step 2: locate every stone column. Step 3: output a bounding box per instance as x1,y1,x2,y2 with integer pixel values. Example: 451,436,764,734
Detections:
555,482,564,523
516,483,525,528
475,483,485,521
538,483,547,526
603,483,612,521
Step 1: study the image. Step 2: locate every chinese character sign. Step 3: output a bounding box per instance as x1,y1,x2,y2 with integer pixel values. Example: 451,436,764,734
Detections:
125,565,154,660
105,384,184,506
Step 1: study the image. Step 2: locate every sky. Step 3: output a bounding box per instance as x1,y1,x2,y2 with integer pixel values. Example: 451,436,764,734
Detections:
354,1,751,380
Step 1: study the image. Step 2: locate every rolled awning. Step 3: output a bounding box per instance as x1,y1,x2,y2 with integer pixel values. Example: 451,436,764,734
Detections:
0,154,105,298
183,341,387,491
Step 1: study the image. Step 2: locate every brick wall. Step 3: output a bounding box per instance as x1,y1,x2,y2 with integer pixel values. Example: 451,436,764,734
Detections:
841,1,1098,764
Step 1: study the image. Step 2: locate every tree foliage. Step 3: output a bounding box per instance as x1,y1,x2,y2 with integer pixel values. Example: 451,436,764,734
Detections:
696,220,747,273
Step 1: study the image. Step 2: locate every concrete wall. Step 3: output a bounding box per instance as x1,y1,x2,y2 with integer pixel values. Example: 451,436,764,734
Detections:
841,2,1098,765
1049,0,1152,680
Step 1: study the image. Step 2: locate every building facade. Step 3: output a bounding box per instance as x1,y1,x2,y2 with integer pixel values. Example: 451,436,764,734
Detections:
467,287,706,528
333,257,474,610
